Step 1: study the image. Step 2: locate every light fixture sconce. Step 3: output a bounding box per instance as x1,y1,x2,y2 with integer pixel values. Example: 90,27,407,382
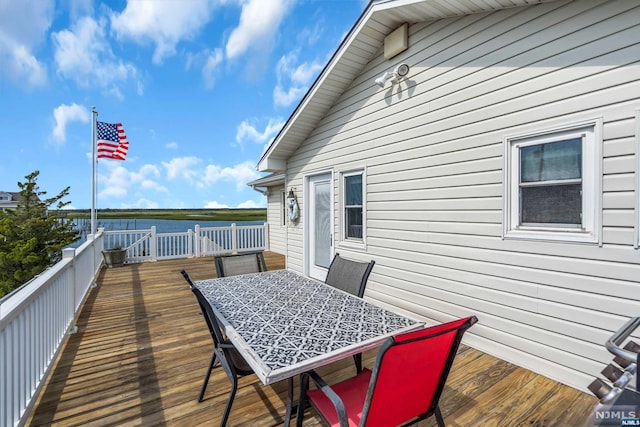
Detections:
287,188,299,222
375,63,410,88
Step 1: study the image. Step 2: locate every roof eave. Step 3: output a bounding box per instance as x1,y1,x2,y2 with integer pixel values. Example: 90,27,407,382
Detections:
257,0,556,171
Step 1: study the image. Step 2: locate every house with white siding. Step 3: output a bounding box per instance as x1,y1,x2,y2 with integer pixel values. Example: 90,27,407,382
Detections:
0,191,21,210
253,0,640,393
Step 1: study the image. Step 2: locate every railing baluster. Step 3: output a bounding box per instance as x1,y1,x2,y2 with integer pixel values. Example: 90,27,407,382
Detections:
1,223,267,426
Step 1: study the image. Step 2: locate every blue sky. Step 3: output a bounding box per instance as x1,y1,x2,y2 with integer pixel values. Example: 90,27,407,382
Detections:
0,0,366,209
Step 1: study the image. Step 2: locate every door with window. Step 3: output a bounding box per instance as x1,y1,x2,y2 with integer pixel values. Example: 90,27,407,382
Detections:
306,173,332,280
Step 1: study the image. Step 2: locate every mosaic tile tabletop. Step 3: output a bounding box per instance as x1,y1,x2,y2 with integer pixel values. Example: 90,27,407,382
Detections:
195,269,423,384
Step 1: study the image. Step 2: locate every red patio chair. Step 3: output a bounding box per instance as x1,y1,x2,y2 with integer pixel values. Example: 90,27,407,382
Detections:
295,315,478,427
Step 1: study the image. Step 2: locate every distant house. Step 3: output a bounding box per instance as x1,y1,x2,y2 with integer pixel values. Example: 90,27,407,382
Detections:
0,192,21,210
252,0,640,393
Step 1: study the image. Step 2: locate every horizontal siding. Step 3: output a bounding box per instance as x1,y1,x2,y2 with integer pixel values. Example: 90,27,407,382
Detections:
267,186,286,255
285,0,640,393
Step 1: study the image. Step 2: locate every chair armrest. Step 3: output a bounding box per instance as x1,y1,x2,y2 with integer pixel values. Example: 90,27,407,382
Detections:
305,370,349,427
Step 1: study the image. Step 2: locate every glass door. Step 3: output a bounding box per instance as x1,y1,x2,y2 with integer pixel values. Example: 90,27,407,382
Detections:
307,174,332,280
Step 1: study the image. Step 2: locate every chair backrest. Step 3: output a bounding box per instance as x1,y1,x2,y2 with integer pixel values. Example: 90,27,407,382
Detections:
181,269,253,375
361,316,478,426
214,252,267,277
181,270,221,342
181,269,196,288
325,253,375,298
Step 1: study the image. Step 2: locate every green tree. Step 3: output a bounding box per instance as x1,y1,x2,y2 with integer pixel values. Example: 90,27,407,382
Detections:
0,171,78,298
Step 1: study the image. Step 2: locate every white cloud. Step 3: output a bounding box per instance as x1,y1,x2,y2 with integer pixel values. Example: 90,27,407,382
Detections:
68,0,93,21
5,46,48,87
202,48,223,89
237,198,265,209
166,142,178,149
51,103,90,143
121,198,160,209
0,0,53,87
110,0,218,64
273,84,306,109
52,16,139,95
225,0,294,60
162,156,201,181
273,51,324,107
99,162,166,199
203,160,260,191
204,200,230,209
162,157,259,192
141,180,167,192
98,164,130,198
236,117,284,149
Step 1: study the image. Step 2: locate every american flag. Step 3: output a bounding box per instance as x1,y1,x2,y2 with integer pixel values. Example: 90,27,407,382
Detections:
97,121,129,160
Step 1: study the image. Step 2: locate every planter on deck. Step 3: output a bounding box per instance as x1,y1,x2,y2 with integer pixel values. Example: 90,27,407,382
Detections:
102,248,127,267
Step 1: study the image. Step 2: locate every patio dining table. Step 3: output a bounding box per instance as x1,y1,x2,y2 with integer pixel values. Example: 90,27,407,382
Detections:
194,268,424,425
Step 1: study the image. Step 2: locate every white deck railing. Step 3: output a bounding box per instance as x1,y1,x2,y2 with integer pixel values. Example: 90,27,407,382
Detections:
0,222,267,427
102,222,268,262
0,233,103,427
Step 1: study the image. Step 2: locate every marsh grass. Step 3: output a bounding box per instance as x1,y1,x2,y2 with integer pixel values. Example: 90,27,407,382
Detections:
60,208,266,222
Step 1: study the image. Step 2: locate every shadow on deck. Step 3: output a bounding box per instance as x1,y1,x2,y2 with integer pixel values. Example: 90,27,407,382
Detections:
27,253,597,426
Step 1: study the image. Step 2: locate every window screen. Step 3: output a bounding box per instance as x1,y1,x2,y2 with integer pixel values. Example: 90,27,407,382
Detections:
519,138,582,227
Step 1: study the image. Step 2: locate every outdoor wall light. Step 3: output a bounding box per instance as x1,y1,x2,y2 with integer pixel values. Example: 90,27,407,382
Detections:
375,63,410,88
287,188,299,222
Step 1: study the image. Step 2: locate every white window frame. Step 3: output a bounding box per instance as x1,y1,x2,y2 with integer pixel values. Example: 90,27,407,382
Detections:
503,119,602,244
339,168,366,249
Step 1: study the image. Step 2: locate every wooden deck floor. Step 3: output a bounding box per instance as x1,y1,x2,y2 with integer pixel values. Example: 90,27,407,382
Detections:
27,253,598,426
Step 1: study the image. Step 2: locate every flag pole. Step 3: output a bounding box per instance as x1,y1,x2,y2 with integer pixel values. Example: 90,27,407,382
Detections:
91,106,98,235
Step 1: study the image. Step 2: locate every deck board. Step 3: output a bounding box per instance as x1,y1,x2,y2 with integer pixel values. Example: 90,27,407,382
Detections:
27,253,597,426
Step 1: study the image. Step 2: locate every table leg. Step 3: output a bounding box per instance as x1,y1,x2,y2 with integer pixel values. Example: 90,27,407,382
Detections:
284,376,294,426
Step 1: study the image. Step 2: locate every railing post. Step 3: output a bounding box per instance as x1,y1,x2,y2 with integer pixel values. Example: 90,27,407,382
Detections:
96,229,105,276
87,232,96,284
194,225,200,258
63,248,78,334
231,223,237,254
264,221,269,251
150,226,157,261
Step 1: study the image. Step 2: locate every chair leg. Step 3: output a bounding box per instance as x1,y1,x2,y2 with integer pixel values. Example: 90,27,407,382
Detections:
353,353,362,374
434,405,445,427
220,376,239,427
198,351,218,402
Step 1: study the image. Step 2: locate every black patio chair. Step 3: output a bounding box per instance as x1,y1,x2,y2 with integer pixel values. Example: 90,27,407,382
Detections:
296,316,478,427
325,253,375,298
325,253,375,372
214,251,267,277
180,269,254,426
